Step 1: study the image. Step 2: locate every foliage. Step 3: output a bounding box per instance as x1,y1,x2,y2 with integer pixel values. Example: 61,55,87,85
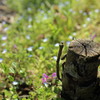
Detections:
0,0,100,99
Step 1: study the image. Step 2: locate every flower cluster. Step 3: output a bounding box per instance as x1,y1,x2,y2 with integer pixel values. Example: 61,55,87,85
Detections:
41,72,57,86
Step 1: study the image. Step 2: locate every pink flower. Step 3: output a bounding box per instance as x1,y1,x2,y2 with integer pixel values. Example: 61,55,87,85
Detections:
52,72,57,78
91,34,96,40
42,73,48,84
43,73,48,78
42,78,47,84
42,73,57,84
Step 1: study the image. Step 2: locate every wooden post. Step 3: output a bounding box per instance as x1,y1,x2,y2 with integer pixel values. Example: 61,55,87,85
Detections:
60,39,100,100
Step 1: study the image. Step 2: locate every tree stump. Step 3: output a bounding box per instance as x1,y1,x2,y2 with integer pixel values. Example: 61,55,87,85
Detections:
60,39,100,100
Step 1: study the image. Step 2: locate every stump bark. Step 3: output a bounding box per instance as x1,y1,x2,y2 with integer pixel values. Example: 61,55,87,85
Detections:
59,39,100,100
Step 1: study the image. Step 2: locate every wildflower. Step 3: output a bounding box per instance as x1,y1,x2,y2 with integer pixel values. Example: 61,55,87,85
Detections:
83,24,87,28
58,3,65,8
72,32,76,36
44,83,48,87
95,9,99,13
28,17,32,22
28,55,33,57
39,46,44,49
69,9,73,12
42,73,57,86
43,15,48,20
54,43,59,47
1,43,6,46
2,49,7,54
27,25,32,28
42,78,47,84
18,16,23,21
27,46,33,51
79,10,83,13
52,72,57,78
66,41,70,46
86,17,91,21
2,21,6,25
43,38,48,42
43,73,49,78
26,35,30,39
13,45,17,49
91,34,96,40
0,58,3,63
12,81,18,85
1,36,7,40
39,10,44,14
27,7,32,12
3,27,9,32
65,1,70,5
42,73,49,84
68,35,73,39
53,56,57,60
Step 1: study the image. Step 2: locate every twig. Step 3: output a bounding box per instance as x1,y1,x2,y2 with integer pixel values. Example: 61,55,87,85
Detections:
56,42,64,81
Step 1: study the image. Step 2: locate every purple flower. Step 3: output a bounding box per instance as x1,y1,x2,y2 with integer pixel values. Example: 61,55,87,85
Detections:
43,73,48,78
52,72,57,78
42,78,47,83
91,34,96,40
42,73,49,84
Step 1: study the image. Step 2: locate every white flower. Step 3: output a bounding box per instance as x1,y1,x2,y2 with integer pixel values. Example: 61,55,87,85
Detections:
26,35,30,39
86,17,91,21
43,38,48,42
12,81,18,85
1,43,6,46
39,10,44,14
68,35,73,39
27,46,33,51
0,58,3,63
83,24,87,28
1,36,7,40
44,83,48,87
43,15,48,20
2,49,7,54
65,1,70,5
54,43,59,47
69,9,73,12
66,41,70,46
28,17,32,22
39,47,44,49
2,21,6,25
28,55,33,57
27,25,32,28
3,27,9,32
53,56,57,60
27,7,32,11
18,16,23,20
20,70,23,73
95,9,99,13
72,32,76,36
58,3,65,8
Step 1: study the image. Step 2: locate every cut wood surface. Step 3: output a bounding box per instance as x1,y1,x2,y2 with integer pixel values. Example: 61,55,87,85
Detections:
61,39,100,100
